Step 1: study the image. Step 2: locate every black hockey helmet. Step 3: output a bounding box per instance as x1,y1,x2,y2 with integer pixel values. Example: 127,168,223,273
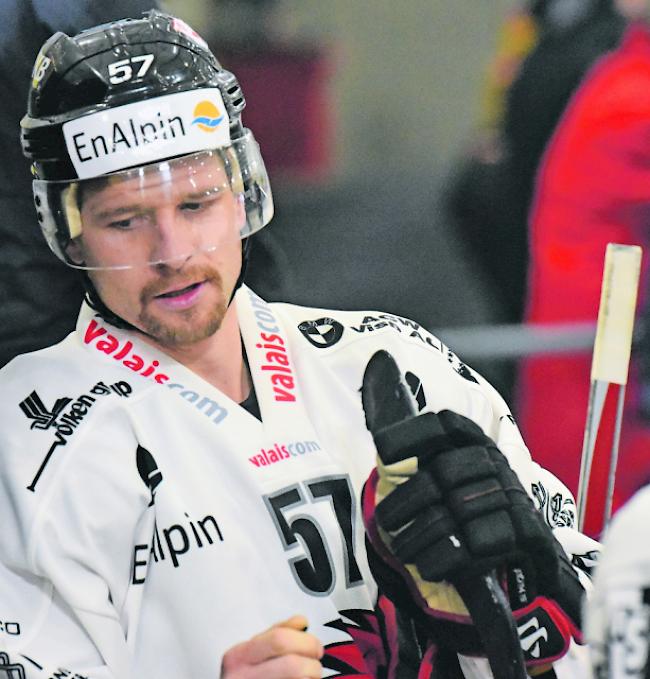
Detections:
21,9,273,271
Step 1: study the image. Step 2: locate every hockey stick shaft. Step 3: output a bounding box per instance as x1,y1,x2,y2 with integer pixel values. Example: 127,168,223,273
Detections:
603,384,626,527
576,243,642,533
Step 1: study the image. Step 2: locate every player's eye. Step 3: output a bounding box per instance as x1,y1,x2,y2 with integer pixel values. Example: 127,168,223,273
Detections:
103,211,149,230
180,201,204,212
179,194,224,214
107,217,133,229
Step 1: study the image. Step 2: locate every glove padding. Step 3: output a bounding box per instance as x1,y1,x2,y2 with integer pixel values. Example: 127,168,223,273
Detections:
362,409,585,668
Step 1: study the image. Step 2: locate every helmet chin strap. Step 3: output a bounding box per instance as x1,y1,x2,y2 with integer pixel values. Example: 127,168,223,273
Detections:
83,236,253,331
82,274,131,330
231,235,252,303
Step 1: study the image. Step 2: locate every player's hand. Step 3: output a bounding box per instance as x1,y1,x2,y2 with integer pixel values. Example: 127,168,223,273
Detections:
220,614,323,678
362,409,585,669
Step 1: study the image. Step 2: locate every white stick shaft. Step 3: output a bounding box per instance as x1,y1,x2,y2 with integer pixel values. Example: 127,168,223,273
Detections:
577,243,641,532
577,380,608,532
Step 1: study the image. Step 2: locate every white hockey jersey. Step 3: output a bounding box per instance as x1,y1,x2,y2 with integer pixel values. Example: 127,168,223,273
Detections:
0,286,592,678
586,484,650,678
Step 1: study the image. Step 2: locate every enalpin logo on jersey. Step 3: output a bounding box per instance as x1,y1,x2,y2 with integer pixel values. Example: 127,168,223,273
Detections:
298,317,344,349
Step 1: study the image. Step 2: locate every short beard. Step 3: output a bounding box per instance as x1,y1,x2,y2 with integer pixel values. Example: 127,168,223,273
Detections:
137,267,228,347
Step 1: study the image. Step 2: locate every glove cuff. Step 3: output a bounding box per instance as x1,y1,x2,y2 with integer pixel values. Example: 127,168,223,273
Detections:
513,596,584,668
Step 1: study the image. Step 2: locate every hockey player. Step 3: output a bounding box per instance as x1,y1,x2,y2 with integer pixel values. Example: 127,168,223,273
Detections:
586,485,650,678
0,10,597,678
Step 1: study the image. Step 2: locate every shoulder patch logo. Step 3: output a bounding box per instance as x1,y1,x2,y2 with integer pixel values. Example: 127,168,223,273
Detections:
298,318,344,349
19,391,72,430
0,652,25,678
531,481,576,528
20,381,132,492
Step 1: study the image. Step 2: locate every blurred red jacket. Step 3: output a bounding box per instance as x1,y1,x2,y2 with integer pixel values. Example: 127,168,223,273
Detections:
518,22,650,535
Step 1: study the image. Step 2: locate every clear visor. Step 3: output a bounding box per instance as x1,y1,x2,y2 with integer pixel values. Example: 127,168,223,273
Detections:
33,133,272,271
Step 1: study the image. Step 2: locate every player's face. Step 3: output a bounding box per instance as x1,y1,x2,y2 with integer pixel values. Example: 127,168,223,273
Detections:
79,154,245,347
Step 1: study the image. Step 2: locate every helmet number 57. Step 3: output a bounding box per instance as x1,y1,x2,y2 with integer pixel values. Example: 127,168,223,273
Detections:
108,54,155,84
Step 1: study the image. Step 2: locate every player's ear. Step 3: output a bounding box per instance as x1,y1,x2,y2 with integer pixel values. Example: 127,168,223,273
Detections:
65,239,85,267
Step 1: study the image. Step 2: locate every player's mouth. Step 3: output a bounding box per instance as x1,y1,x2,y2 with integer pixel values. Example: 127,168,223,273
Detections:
153,281,207,308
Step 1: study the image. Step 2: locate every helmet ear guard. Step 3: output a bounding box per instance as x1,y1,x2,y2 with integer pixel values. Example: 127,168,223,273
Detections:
231,129,274,236
32,181,75,265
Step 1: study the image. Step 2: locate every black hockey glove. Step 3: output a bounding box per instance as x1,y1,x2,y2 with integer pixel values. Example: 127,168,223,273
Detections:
362,409,585,671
